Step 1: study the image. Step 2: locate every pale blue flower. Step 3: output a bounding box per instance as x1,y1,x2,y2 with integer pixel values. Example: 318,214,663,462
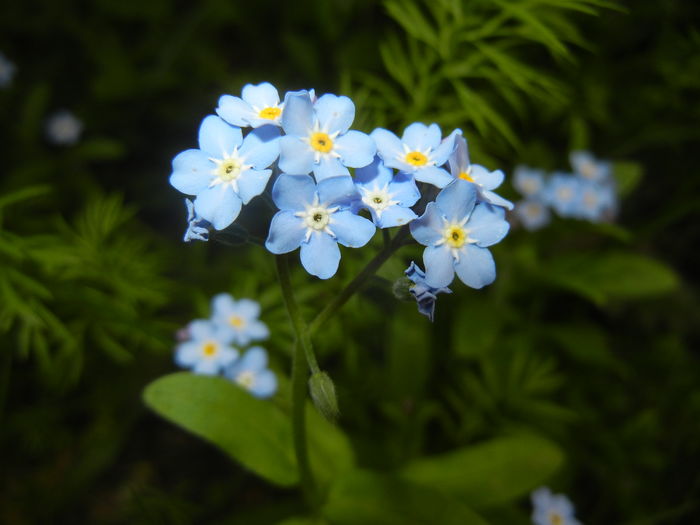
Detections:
513,166,546,198
217,82,284,128
46,110,82,145
278,91,376,181
531,487,581,525
353,156,419,228
577,180,617,222
371,123,461,188
265,174,376,279
514,199,550,231
226,347,277,398
409,179,510,288
545,173,582,218
175,319,238,375
183,199,210,242
210,293,269,346
448,136,513,210
405,262,451,321
0,52,16,88
570,150,611,183
169,115,280,230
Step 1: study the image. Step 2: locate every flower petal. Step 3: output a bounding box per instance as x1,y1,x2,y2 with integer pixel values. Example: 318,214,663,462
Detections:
431,128,461,166
170,149,213,195
354,156,393,187
279,135,315,175
246,320,270,341
281,91,314,137
235,299,261,320
370,128,403,167
265,210,306,253
467,203,510,247
188,319,216,340
198,115,243,158
449,135,470,178
317,175,358,207
272,173,316,211
435,179,477,222
454,244,496,289
423,245,455,288
471,164,504,190
251,370,277,398
402,122,441,151
194,185,243,230
480,189,514,210
238,169,272,204
242,82,280,108
237,346,269,372
330,210,376,247
376,205,417,228
410,202,444,246
414,166,453,188
389,172,421,206
335,130,376,168
211,293,236,316
216,95,251,127
193,359,220,375
314,94,355,134
240,126,280,169
313,156,349,181
175,341,201,367
300,233,341,279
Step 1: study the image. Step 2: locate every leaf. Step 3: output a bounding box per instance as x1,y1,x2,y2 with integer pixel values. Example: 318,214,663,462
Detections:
400,434,564,508
612,161,643,197
323,470,489,525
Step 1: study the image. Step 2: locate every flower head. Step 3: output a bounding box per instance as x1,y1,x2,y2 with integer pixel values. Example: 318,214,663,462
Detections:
225,347,277,398
404,262,452,321
169,115,280,230
570,150,611,183
513,166,546,198
183,199,210,242
409,179,510,288
514,199,550,231
0,52,16,88
265,174,376,279
46,110,82,145
217,82,285,128
531,487,581,525
210,293,269,346
371,123,461,188
175,319,238,375
576,180,617,222
278,91,376,181
545,173,582,218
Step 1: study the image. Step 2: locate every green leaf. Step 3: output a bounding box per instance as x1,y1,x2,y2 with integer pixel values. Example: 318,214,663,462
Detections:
612,161,643,197
323,470,489,525
400,434,564,508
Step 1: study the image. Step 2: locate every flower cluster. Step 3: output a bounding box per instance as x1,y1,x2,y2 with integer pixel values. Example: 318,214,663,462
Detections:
513,151,617,230
169,82,511,304
530,487,581,525
174,293,276,398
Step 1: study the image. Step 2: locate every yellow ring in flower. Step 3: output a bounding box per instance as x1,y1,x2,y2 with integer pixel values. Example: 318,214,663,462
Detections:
310,132,333,153
405,151,428,166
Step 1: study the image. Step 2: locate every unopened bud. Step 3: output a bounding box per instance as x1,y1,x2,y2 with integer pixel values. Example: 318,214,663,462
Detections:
308,371,339,422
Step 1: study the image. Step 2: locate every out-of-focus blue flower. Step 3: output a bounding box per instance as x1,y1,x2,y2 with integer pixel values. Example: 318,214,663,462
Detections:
278,91,376,181
513,166,546,198
353,156,420,228
448,136,513,210
265,174,376,279
545,173,581,218
0,52,16,88
514,199,551,231
169,115,280,230
409,179,510,288
226,347,277,398
46,110,82,145
531,487,581,525
183,199,210,242
217,82,284,128
405,262,451,321
577,180,617,222
371,123,461,188
570,150,611,183
175,320,238,375
210,293,269,346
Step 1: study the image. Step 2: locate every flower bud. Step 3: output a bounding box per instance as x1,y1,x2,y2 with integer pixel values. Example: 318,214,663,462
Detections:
308,370,339,422
392,276,414,301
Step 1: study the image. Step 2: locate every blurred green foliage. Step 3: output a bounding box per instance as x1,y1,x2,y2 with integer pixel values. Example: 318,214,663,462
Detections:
1,0,699,524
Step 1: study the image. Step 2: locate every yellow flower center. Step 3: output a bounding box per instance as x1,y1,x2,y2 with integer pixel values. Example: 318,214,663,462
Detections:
202,342,218,357
405,151,428,166
549,512,564,525
310,132,333,153
444,225,467,248
229,315,245,328
459,171,474,182
258,106,281,120
218,158,243,181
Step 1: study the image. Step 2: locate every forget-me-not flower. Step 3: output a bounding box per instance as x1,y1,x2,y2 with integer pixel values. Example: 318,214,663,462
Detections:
278,91,376,181
183,199,210,242
405,262,452,321
265,174,376,279
513,166,547,198
448,136,513,210
410,179,510,288
371,123,461,188
353,156,420,228
46,110,83,145
175,319,238,375
570,150,611,183
169,115,280,230
531,487,581,525
225,347,277,398
545,173,581,218
514,199,550,231
217,82,284,128
577,180,617,222
0,52,16,88
211,293,269,346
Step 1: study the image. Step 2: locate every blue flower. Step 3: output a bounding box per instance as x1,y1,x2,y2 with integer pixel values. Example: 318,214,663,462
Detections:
183,199,210,242
169,115,280,230
448,136,513,210
175,320,238,375
514,199,550,231
531,487,581,525
545,173,581,218
210,293,269,346
371,123,461,188
46,110,82,145
405,262,451,321
353,156,420,228
278,91,376,181
225,347,277,398
409,179,510,288
217,82,284,128
570,150,611,183
265,174,376,279
513,166,546,198
0,52,16,88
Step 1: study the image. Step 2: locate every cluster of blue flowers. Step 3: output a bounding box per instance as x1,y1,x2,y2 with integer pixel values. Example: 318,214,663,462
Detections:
170,82,512,317
530,487,581,525
175,293,277,398
513,151,617,231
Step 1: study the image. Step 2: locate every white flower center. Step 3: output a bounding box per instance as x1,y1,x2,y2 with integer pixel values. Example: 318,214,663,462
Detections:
434,217,475,261
360,183,398,218
580,161,598,180
236,370,256,389
295,195,339,242
209,147,252,193
522,178,540,195
556,186,573,202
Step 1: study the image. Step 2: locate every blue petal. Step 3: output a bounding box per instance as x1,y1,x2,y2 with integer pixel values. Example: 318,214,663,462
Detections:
370,128,403,167
251,370,277,398
170,149,213,195
467,203,510,247
272,174,316,211
194,185,243,230
376,205,417,228
246,320,270,341
480,189,514,210
238,169,272,204
389,173,421,206
410,202,444,246
335,130,376,168
279,135,315,175
414,166,453,188
193,360,221,375
313,156,350,181
240,126,280,169
402,122,441,151
211,293,236,316
317,175,358,207
431,128,461,166
237,346,269,372
331,211,376,247
435,179,477,222
423,245,455,288
242,82,280,108
235,298,261,320
354,156,393,187
198,115,243,158
265,210,306,254
471,164,504,190
314,94,355,134
216,95,251,127
188,319,216,340
448,135,470,177
281,91,314,137
300,233,341,279
175,341,201,367
454,244,496,289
